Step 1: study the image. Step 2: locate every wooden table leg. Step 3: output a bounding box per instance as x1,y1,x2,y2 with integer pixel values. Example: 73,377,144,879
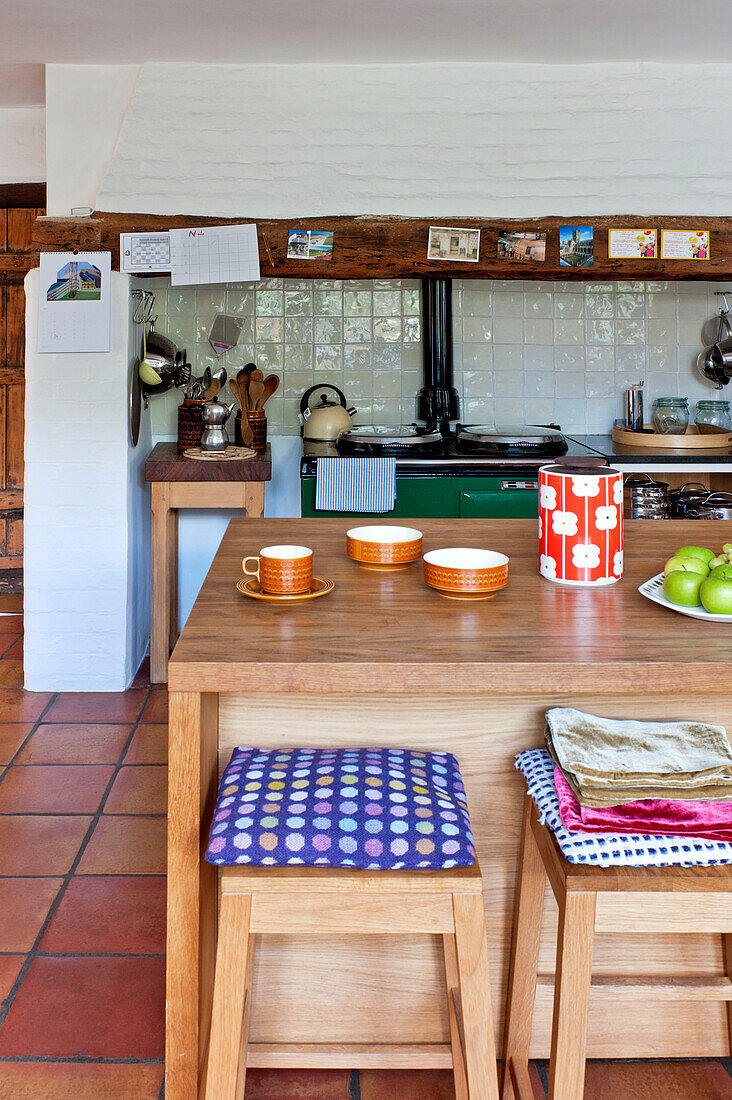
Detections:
243,483,265,518
166,691,219,1100
453,892,500,1100
724,933,732,1055
501,795,548,1100
151,483,171,684
547,892,596,1100
169,504,179,655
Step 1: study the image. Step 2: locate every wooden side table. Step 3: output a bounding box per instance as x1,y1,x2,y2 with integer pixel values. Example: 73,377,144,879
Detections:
144,443,271,683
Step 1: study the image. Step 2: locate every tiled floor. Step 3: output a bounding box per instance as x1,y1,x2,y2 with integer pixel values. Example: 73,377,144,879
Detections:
0,613,729,1098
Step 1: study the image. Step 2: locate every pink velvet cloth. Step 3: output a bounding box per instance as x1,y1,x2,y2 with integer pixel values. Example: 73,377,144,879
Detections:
554,766,732,841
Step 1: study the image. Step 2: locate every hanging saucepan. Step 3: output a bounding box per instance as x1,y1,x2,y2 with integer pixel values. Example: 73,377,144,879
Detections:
697,296,732,388
687,491,732,520
667,481,711,517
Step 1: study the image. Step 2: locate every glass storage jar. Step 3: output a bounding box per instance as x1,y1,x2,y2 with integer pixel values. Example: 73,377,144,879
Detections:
694,400,732,435
653,397,689,435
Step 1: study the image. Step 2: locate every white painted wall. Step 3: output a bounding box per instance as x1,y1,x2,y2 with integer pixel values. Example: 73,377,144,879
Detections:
45,65,140,215
24,269,150,690
89,61,732,218
0,108,45,184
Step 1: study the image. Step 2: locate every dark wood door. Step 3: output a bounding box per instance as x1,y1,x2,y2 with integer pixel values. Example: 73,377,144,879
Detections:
0,184,45,593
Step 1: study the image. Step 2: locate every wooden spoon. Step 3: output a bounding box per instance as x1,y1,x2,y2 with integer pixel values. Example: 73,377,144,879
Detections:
229,378,242,410
249,376,265,410
259,374,280,407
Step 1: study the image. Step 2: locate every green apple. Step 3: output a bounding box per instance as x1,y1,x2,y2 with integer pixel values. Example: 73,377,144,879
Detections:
710,565,732,580
663,571,705,607
664,556,709,577
675,545,715,563
700,577,732,614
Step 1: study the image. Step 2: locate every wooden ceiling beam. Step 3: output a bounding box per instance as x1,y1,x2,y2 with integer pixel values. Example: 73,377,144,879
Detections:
31,211,732,281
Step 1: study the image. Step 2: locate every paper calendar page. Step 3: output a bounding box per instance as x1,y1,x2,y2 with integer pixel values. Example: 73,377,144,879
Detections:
38,251,112,353
120,231,171,273
169,224,261,286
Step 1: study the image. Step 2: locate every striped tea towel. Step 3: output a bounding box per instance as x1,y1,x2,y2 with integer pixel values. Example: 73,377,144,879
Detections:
515,748,732,867
315,457,396,513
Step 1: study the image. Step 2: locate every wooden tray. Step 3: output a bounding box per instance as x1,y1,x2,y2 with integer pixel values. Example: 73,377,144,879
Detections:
612,423,732,450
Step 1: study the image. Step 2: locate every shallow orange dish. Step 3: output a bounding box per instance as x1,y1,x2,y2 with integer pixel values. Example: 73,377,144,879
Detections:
346,525,423,570
423,547,509,600
236,577,334,602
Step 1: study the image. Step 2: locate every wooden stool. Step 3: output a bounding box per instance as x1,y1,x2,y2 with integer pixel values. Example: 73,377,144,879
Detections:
501,793,732,1100
201,861,500,1100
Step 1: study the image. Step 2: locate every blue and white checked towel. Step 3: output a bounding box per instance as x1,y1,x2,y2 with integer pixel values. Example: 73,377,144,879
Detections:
315,457,396,513
515,748,732,867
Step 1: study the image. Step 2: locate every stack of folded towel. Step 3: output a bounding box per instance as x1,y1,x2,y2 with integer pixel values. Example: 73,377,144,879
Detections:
515,707,732,866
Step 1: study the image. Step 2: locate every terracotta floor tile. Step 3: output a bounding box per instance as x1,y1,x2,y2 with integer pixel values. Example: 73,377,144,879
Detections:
41,875,166,954
43,690,148,724
141,690,168,723
16,723,132,765
529,1063,547,1099
583,1059,732,1099
105,765,167,814
0,691,52,723
0,877,63,951
0,660,24,687
0,815,91,875
244,1069,352,1099
1,637,22,659
360,1069,456,1100
0,723,34,765
0,955,165,1058
77,816,166,874
0,1063,163,1100
123,722,168,764
0,954,24,1000
0,764,114,813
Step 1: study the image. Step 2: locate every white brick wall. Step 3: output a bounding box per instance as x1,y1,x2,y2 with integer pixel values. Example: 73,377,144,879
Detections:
23,270,151,691
0,108,45,185
97,62,732,218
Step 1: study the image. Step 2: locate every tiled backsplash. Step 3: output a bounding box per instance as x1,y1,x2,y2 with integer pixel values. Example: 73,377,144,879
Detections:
143,276,727,437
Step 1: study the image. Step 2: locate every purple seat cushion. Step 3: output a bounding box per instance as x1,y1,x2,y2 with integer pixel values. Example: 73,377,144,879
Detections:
205,746,475,871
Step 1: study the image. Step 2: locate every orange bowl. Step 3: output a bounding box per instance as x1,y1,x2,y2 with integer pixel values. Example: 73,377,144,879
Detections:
423,547,509,599
346,525,423,569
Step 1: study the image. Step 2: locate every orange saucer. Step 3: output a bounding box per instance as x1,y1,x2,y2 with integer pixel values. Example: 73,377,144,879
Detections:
236,577,334,602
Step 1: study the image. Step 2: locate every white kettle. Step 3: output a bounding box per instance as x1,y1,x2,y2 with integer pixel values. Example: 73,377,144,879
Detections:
300,384,357,443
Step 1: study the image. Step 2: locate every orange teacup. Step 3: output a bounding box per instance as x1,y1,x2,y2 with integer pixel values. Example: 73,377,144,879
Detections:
242,545,313,595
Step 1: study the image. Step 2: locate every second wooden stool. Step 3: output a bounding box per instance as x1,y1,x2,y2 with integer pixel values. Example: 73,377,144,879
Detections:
501,793,732,1100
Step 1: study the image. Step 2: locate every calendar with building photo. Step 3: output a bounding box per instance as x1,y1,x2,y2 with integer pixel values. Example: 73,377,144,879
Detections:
559,225,594,267
427,226,480,262
497,229,546,262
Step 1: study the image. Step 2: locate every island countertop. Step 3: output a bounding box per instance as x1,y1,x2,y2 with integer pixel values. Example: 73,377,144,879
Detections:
168,517,732,694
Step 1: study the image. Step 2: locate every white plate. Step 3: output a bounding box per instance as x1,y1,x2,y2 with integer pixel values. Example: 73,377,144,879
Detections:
638,572,732,623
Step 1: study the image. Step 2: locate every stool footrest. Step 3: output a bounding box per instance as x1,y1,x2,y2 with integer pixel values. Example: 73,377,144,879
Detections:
246,1042,454,1068
537,972,732,1001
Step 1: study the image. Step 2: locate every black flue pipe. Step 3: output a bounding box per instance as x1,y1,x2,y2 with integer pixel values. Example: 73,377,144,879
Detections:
416,277,460,434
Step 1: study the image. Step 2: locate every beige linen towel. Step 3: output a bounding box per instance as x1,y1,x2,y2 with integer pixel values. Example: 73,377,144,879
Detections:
545,707,732,808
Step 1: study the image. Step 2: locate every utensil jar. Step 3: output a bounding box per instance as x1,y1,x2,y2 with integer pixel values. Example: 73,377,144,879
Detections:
539,460,623,586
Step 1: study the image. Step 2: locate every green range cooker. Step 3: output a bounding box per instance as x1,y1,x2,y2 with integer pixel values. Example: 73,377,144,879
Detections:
300,424,580,519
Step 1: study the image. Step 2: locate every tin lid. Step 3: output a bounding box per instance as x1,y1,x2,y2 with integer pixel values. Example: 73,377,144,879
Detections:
540,456,619,476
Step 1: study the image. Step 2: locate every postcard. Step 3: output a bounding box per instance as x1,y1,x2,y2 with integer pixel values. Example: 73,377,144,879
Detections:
661,229,710,260
427,226,480,263
287,229,334,260
559,226,594,268
608,229,657,259
497,230,546,262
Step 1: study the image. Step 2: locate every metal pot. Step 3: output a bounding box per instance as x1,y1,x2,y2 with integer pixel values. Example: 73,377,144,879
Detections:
667,482,711,517
200,398,236,453
624,473,669,518
687,492,732,520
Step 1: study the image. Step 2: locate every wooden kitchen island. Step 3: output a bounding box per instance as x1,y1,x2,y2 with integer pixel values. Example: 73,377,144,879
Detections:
166,518,732,1100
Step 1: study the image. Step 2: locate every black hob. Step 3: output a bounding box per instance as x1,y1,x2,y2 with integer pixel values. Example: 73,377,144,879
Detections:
301,425,604,477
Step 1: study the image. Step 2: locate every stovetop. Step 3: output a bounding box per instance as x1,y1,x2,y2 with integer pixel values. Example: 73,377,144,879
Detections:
301,430,607,476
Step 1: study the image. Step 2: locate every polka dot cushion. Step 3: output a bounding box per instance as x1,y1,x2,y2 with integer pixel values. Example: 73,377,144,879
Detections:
206,747,475,870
